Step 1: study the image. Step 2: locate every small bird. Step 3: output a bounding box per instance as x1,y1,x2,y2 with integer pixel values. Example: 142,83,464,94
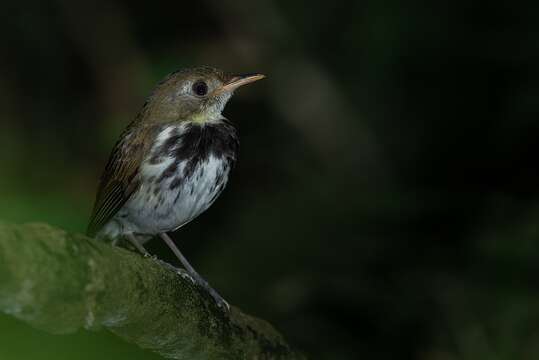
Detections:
87,66,265,309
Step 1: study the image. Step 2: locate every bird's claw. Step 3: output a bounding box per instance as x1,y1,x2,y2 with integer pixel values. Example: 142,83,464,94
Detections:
154,259,230,311
213,295,229,311
177,270,197,284
203,284,230,312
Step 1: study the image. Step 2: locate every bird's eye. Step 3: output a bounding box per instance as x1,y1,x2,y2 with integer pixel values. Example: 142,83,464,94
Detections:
192,81,208,96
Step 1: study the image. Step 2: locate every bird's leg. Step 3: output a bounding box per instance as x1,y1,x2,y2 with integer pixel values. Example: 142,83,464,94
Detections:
159,233,229,311
126,233,151,257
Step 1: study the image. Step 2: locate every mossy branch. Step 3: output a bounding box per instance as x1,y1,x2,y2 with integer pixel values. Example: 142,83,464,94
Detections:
0,222,304,360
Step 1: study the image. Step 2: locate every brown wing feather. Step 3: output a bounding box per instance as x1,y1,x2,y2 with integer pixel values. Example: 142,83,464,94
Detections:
87,124,153,237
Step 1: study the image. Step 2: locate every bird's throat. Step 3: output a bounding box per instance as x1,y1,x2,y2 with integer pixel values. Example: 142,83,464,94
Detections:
190,111,214,124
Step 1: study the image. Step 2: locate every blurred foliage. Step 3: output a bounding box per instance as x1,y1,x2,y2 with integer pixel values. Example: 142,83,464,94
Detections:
1,0,539,359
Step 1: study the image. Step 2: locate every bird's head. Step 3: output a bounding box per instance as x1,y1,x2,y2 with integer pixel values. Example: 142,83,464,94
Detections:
140,66,265,124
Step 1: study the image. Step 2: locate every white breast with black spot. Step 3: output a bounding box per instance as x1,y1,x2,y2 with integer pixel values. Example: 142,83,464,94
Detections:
102,125,231,239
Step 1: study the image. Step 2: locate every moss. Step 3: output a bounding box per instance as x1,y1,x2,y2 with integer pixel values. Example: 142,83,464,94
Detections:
0,222,305,360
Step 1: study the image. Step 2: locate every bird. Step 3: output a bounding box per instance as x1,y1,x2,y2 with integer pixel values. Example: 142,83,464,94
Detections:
87,66,265,310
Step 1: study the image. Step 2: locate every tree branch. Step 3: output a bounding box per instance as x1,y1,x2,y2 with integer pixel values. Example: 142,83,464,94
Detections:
0,222,304,360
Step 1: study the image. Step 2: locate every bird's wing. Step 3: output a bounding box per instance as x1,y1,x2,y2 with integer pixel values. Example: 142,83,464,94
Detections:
87,125,152,237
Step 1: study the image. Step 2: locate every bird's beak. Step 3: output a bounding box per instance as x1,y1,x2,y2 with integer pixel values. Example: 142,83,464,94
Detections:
218,73,266,93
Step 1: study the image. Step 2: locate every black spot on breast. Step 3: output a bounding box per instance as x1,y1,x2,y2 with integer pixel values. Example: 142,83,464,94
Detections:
163,134,182,154
173,189,183,203
173,120,239,180
150,120,238,198
157,162,178,183
149,155,161,165
214,168,224,185
169,176,183,190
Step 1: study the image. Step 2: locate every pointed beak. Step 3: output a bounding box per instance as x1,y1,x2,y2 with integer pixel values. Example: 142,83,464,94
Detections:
219,73,265,93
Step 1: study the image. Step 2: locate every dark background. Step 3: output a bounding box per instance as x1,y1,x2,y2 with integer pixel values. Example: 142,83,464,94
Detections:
1,1,539,359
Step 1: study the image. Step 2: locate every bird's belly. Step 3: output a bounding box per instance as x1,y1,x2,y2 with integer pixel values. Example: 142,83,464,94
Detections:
118,155,230,236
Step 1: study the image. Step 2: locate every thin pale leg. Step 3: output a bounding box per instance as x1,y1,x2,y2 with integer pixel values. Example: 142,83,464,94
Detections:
159,233,229,310
126,233,151,257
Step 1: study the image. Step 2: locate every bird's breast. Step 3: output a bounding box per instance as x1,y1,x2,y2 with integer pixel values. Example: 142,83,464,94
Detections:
142,120,238,186
122,121,238,234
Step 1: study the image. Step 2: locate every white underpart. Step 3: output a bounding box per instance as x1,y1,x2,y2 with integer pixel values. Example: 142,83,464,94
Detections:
99,125,230,241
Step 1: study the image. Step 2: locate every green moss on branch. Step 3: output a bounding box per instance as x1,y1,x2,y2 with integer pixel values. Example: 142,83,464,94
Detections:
0,222,304,360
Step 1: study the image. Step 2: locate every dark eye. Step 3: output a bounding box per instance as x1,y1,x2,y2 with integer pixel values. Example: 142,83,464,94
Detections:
192,81,208,96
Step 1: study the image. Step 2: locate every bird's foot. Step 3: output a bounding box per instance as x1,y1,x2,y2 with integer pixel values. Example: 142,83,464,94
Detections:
154,260,197,284
177,269,197,284
205,285,230,312
193,276,230,311
158,233,230,311
154,259,229,311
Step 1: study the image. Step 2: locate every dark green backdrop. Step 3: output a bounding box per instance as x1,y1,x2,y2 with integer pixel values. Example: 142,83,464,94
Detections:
1,1,539,359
